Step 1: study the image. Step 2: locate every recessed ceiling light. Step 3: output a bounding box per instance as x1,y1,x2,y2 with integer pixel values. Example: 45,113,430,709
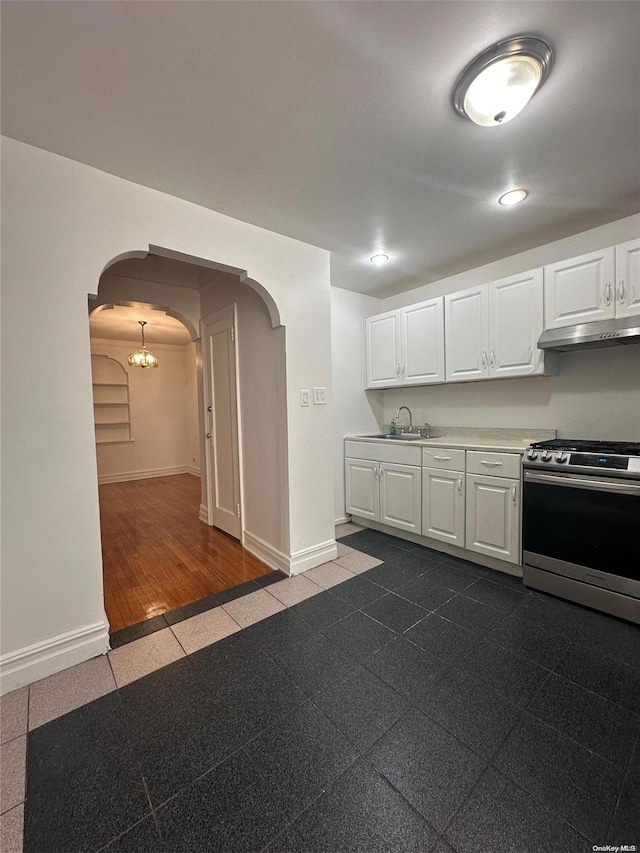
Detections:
453,36,553,127
370,254,390,266
498,188,528,206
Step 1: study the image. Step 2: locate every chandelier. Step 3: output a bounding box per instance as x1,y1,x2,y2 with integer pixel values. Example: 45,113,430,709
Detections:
128,320,158,369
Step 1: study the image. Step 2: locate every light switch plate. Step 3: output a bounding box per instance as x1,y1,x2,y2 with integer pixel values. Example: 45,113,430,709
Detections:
301,390,310,407
312,387,327,405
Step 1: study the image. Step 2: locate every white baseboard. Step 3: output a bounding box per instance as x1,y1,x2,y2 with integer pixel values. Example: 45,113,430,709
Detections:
199,503,209,524
243,530,290,575
334,515,352,526
98,466,199,485
289,539,338,575
0,620,110,695
243,531,338,577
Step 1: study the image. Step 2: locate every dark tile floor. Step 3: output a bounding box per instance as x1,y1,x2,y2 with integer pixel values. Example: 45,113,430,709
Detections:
23,527,640,852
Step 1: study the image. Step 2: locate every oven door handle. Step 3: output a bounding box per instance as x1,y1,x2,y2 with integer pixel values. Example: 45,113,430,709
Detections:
524,470,640,495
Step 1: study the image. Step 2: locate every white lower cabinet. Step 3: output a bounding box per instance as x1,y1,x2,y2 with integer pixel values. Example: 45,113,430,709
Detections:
422,467,465,546
345,456,421,533
345,458,379,521
465,473,520,565
379,462,422,533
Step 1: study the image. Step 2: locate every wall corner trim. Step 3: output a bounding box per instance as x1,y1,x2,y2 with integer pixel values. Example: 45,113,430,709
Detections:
198,503,209,524
0,620,110,695
243,531,338,577
242,530,291,575
289,539,338,576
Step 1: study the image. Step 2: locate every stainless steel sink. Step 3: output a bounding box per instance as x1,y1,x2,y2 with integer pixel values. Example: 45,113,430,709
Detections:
366,433,440,441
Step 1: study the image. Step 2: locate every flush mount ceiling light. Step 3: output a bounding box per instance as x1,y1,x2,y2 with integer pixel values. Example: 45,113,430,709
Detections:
453,36,553,127
370,254,390,266
128,320,158,368
498,188,528,206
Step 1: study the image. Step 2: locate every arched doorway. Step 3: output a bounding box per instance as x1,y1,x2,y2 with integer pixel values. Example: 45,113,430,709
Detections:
90,251,288,638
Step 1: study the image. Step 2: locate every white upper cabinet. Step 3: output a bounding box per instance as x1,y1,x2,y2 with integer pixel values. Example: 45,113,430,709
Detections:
615,238,640,319
445,286,490,382
365,311,401,388
366,299,445,389
400,298,445,385
489,269,544,378
544,247,615,329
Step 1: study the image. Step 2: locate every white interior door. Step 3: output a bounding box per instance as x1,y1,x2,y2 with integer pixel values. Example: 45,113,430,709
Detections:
202,306,241,539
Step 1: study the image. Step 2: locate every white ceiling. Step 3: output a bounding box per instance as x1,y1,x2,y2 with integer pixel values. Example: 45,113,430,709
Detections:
2,1,639,297
90,304,192,346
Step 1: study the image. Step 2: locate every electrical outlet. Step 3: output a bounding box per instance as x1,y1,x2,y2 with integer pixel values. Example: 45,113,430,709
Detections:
312,387,327,405
301,389,310,407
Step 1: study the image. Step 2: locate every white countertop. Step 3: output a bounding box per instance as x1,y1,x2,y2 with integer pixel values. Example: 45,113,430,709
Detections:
345,427,556,455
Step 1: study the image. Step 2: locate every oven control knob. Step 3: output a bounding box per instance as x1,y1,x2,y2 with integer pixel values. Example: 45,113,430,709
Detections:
556,452,568,463
526,449,538,460
541,451,552,462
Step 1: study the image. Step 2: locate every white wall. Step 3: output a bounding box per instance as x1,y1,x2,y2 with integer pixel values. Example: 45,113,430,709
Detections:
382,347,640,441
94,273,202,337
330,288,384,521
383,214,640,310
184,342,201,475
200,276,290,558
91,339,200,482
380,214,640,442
0,137,334,692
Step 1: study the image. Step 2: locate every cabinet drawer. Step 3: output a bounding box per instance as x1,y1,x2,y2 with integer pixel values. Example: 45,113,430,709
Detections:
345,441,422,466
466,450,521,479
422,447,465,472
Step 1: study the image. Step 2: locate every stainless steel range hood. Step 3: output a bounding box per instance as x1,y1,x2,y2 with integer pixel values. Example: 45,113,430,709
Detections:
537,315,640,352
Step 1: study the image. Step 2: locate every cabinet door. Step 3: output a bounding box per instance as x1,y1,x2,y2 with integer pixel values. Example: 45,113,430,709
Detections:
400,298,445,385
489,269,544,378
466,474,520,565
544,247,615,329
422,466,465,546
345,458,379,521
379,463,421,533
365,311,401,388
615,238,640,319
445,286,490,382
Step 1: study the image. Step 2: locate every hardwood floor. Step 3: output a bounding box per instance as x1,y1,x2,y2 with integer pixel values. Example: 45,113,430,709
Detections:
99,473,270,631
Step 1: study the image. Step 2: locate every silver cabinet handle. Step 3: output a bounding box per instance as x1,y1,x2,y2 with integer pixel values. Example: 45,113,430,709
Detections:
512,484,518,505
618,280,626,304
480,460,502,467
490,350,496,368
433,455,452,461
605,282,612,306
401,362,406,376
481,351,488,369
396,363,400,377
374,464,379,481
458,476,463,495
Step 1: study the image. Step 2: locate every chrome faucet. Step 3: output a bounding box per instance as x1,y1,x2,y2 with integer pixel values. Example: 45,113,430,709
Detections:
396,406,413,433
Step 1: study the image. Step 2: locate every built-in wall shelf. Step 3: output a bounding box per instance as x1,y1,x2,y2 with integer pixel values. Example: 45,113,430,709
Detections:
91,355,132,444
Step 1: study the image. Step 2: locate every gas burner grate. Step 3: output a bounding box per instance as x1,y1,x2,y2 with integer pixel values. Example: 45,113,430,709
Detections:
530,439,640,456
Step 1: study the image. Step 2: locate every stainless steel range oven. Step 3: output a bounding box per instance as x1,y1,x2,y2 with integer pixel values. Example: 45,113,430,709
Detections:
522,439,640,624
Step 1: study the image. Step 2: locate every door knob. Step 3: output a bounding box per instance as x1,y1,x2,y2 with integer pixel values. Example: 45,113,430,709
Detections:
206,433,212,439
